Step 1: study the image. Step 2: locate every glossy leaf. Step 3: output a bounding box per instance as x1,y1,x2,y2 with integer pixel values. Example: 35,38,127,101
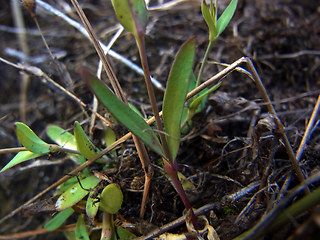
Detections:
162,37,195,160
44,208,74,231
75,214,89,240
111,0,148,37
100,184,123,214
15,122,51,154
216,0,238,37
86,191,100,219
55,175,101,210
0,151,43,173
47,125,85,165
82,69,164,158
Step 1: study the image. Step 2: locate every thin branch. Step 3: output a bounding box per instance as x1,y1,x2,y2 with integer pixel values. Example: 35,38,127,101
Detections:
35,0,164,91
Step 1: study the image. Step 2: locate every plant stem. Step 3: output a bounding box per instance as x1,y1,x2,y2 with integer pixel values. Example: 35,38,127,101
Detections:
135,35,171,161
101,212,115,240
196,40,214,87
164,161,199,230
135,33,199,229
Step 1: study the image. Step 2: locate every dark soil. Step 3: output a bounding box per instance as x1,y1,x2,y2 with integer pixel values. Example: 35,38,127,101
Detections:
0,0,319,239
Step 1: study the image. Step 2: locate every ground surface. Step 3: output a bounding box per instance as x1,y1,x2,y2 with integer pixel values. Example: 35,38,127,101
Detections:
0,0,320,239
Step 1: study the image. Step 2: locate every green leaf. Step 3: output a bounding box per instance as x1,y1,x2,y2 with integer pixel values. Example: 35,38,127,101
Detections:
216,0,238,37
74,121,100,160
47,125,76,150
54,176,79,196
100,184,123,214
15,122,51,154
47,125,85,165
44,208,74,231
75,214,90,240
186,81,222,123
55,175,101,210
116,227,136,240
162,37,196,160
82,69,165,158
104,127,117,157
0,151,43,172
178,172,195,191
86,191,100,219
111,0,148,37
201,0,217,41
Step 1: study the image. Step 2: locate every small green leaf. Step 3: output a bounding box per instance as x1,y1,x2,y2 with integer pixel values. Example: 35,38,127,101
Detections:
74,121,100,160
15,122,51,154
104,127,117,157
177,172,195,191
162,37,196,160
216,0,238,37
201,0,217,41
44,208,74,231
75,214,90,240
55,175,101,211
81,69,165,158
54,176,79,196
100,184,123,214
116,227,136,240
86,191,100,219
186,81,222,123
47,125,85,165
111,0,148,37
0,151,43,173
47,125,76,150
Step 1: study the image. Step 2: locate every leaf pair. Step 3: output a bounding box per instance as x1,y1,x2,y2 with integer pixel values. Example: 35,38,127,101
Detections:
201,0,238,41
85,37,196,162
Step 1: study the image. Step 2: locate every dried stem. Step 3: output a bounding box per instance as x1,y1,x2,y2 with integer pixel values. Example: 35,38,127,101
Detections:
245,57,309,194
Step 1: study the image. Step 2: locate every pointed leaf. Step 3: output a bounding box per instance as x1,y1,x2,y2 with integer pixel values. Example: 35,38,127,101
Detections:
55,175,101,210
162,37,196,160
47,125,85,165
111,0,148,37
0,151,43,172
15,122,51,154
75,214,90,240
216,0,238,37
201,0,217,41
81,69,164,158
44,208,74,231
74,121,100,160
46,125,76,150
116,227,136,240
186,81,222,123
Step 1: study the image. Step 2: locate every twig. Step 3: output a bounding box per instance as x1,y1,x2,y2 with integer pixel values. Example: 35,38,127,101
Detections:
35,0,164,91
11,0,30,122
295,94,320,161
137,181,260,240
0,57,113,127
234,171,320,240
245,58,309,194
